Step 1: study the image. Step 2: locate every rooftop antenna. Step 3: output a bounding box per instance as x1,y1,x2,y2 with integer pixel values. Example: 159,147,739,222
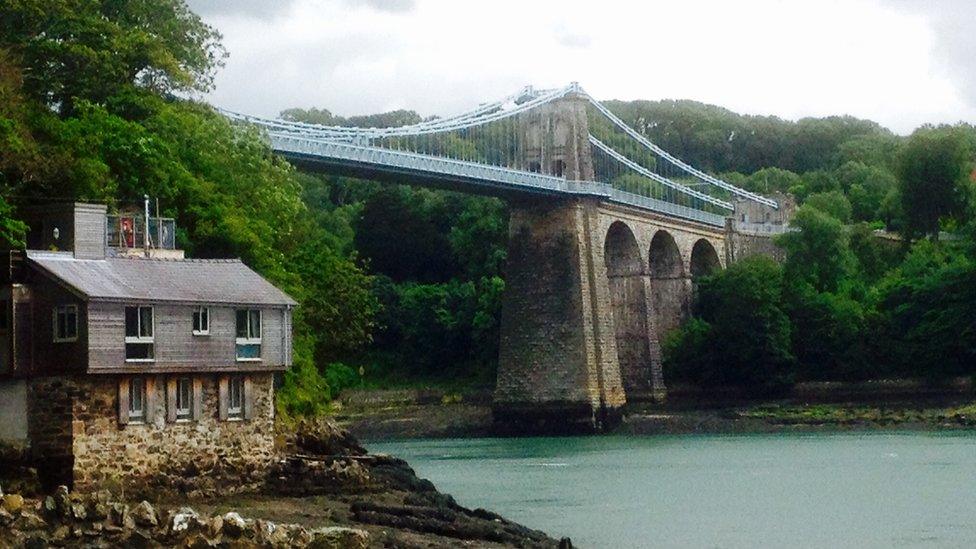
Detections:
143,195,150,258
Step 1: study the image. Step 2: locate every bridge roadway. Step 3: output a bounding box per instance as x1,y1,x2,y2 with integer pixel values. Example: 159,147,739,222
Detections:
270,133,728,228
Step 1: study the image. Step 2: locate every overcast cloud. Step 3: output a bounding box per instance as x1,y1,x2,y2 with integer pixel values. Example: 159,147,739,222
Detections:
187,0,976,134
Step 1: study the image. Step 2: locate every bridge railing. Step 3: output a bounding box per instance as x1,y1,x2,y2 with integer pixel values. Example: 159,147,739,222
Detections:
270,133,728,227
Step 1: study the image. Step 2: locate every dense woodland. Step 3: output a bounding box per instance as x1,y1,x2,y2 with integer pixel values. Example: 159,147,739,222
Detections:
1,2,975,413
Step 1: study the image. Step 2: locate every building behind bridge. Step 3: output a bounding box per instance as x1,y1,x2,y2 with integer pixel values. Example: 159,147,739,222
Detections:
0,202,295,493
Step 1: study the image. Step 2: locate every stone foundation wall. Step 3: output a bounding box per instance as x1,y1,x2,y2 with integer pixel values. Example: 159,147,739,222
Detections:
26,378,76,489
727,231,786,263
495,198,625,431
26,373,276,496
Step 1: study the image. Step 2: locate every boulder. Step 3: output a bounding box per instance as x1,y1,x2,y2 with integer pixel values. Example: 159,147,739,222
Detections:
70,501,87,521
308,526,369,549
17,510,47,531
130,500,158,528
0,507,14,527
169,506,206,536
221,511,247,538
2,493,24,514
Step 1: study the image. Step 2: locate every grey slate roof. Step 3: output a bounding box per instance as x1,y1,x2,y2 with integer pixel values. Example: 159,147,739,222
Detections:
27,251,297,307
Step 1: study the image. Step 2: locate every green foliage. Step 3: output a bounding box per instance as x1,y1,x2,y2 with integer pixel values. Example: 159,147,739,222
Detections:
0,195,26,247
804,190,852,223
896,126,974,240
0,0,226,115
875,243,976,377
665,256,794,393
778,205,855,293
602,99,891,175
784,281,869,381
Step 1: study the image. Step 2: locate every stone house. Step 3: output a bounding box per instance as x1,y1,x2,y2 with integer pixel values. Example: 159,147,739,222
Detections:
0,203,296,493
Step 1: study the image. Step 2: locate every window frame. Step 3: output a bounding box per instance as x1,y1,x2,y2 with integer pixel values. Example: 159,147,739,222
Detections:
52,304,79,343
124,305,155,362
175,377,193,422
227,376,244,420
235,309,262,362
128,377,147,424
192,306,210,336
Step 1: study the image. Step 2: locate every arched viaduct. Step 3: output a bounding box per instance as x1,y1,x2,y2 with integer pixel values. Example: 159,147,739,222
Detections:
494,198,729,432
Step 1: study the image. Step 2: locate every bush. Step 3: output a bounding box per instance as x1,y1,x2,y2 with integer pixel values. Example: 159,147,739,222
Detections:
664,256,794,393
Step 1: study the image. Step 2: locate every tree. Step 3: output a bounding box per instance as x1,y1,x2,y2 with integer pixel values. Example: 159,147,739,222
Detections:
805,190,852,223
664,256,794,393
896,126,973,239
875,242,976,377
834,161,897,222
0,0,226,115
777,205,856,293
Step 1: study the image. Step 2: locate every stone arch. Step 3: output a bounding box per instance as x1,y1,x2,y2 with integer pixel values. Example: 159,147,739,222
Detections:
604,221,652,394
690,239,721,279
648,230,687,339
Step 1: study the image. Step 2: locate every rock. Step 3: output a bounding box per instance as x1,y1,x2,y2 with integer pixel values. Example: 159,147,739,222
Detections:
222,511,247,538
17,510,47,531
0,507,14,526
24,534,49,549
70,501,88,521
207,514,223,538
308,526,369,549
170,506,205,536
184,533,218,548
50,524,70,543
87,490,111,520
131,500,158,528
42,496,58,520
2,493,24,514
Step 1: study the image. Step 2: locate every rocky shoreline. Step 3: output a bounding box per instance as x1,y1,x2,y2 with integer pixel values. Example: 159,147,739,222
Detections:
333,389,976,440
0,419,572,548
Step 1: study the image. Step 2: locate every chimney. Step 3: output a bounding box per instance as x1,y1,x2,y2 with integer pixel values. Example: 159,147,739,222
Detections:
20,203,107,259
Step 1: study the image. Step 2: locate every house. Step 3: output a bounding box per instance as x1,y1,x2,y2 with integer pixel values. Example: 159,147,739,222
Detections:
0,202,296,493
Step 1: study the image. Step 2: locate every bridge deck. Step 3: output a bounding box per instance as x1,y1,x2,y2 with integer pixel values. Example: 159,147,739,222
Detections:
270,134,728,227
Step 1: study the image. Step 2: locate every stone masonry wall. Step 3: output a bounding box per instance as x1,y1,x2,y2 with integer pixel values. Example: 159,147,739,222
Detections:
495,198,625,431
26,378,76,489
727,231,787,263
27,373,276,496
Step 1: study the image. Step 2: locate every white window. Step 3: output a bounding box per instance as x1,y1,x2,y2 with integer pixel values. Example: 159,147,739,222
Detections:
53,304,78,342
175,377,192,421
129,377,147,423
125,306,154,361
227,376,244,419
235,309,262,361
192,306,209,336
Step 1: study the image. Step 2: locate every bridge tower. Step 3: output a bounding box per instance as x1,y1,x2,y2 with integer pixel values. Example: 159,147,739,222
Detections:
518,89,595,181
494,92,629,433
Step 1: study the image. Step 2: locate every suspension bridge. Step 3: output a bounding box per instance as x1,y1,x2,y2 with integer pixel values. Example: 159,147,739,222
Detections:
223,83,789,432
223,83,776,228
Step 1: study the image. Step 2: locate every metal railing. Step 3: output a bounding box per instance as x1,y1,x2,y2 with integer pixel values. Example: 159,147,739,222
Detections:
106,215,177,250
270,134,728,227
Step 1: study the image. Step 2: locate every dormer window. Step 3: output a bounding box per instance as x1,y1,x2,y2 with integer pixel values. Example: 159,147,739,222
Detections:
235,309,261,361
53,304,78,342
192,306,209,336
125,306,154,361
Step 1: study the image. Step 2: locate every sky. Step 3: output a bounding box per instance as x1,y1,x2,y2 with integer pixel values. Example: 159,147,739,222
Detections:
186,0,976,135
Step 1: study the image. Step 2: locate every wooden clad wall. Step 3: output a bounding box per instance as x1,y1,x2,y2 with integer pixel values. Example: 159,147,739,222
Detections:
87,302,290,372
31,275,87,375
72,204,107,260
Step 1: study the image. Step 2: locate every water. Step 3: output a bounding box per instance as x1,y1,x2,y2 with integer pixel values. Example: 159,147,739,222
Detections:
368,432,976,548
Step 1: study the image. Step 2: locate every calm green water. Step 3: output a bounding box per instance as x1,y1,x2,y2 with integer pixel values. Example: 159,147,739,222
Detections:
368,432,976,548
